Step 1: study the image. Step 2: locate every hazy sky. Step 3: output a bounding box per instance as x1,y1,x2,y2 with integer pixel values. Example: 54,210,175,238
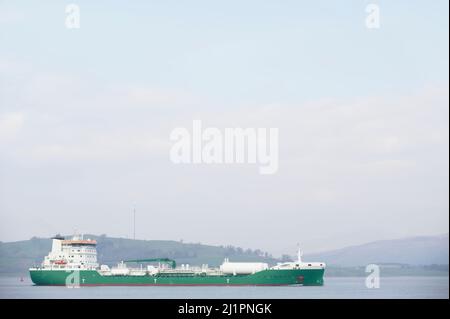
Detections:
0,1,448,256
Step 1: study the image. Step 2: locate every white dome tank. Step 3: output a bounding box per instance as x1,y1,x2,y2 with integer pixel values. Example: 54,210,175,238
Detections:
220,261,268,275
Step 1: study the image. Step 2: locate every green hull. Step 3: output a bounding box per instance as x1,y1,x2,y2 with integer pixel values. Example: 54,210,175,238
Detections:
30,269,324,286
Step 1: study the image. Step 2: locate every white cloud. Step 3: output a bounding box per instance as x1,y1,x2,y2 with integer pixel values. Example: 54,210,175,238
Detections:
0,6,25,25
0,112,25,141
27,135,170,162
0,58,448,253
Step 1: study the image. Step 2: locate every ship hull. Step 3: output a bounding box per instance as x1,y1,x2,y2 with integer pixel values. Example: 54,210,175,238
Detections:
30,268,324,286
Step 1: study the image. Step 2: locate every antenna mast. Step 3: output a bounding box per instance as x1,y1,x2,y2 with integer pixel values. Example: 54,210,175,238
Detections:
133,205,136,240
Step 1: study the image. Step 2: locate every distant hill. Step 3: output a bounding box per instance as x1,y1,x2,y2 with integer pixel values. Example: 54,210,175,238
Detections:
0,235,276,274
0,234,448,275
304,234,449,266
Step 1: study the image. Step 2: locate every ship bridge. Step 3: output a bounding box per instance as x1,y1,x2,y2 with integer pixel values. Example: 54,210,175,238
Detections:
42,234,99,270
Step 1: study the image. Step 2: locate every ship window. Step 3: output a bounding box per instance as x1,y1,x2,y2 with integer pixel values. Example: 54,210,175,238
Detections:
308,264,311,266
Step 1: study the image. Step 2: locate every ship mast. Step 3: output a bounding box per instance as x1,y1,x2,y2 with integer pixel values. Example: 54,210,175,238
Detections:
297,243,302,263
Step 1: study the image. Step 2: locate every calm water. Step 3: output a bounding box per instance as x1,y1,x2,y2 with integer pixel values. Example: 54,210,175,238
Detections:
0,276,448,299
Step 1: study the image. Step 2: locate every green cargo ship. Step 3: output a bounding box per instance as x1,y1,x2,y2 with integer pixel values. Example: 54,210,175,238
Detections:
29,235,325,286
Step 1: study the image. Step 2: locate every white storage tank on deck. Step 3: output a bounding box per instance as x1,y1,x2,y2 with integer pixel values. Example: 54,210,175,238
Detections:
111,261,130,275
220,261,268,275
111,268,130,275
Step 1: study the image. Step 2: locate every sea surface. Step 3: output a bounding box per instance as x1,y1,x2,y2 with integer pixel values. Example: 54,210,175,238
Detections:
0,275,448,299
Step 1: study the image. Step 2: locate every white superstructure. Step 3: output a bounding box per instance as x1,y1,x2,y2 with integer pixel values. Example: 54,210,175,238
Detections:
41,235,99,270
271,247,326,270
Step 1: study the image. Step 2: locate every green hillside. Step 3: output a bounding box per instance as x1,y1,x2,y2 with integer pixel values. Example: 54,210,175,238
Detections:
0,235,277,274
1,234,448,277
